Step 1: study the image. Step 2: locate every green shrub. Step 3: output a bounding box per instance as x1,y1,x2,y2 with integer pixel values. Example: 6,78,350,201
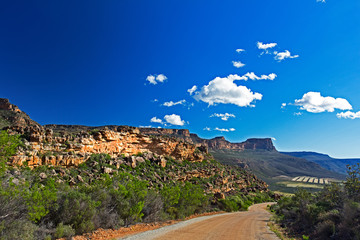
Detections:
54,190,98,234
54,222,75,238
23,179,57,222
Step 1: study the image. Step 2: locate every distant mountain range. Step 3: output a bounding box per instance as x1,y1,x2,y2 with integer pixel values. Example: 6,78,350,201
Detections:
0,97,349,193
281,151,360,175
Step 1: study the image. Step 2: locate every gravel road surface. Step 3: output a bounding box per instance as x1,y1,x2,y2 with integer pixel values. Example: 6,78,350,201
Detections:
121,202,279,240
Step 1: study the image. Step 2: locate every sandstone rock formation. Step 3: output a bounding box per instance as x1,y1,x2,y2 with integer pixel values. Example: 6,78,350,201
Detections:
0,98,271,196
0,98,275,170
139,127,276,151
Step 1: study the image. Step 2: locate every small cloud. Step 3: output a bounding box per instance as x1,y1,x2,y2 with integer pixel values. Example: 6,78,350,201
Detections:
139,125,153,128
242,72,277,81
156,74,167,82
294,112,303,116
164,114,185,126
294,92,352,113
281,103,287,109
146,75,156,84
214,127,236,132
317,0,326,2
337,111,360,119
187,85,198,95
152,99,159,102
203,127,211,131
210,113,236,121
236,49,245,53
274,50,299,62
272,137,277,141
146,74,167,85
150,117,163,124
162,100,186,107
232,61,245,68
257,41,277,50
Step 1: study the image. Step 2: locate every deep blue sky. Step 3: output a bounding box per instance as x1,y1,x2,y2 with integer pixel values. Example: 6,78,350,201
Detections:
1,0,360,158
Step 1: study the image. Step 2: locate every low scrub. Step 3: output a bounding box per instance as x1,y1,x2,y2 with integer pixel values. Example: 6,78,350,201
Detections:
0,131,274,239
272,163,360,240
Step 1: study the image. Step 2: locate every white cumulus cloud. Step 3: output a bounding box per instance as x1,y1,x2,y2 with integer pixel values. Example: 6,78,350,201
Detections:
337,111,360,119
223,72,276,82
274,50,299,62
203,127,211,131
164,114,185,126
146,74,167,85
146,75,156,84
257,42,277,50
214,127,236,132
281,103,287,109
243,72,277,81
139,125,153,128
156,74,167,82
193,75,263,107
162,100,186,107
236,49,245,53
187,85,197,95
232,61,245,68
210,113,236,121
150,117,163,124
294,92,352,113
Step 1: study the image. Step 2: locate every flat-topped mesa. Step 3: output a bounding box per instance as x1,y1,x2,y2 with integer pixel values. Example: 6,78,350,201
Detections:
242,138,276,151
190,134,276,151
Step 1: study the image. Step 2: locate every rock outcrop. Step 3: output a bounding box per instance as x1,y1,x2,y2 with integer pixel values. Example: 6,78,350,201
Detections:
0,98,271,196
139,127,276,151
0,98,275,170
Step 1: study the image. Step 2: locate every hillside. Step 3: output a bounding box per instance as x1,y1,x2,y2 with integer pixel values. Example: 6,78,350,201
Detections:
0,98,275,239
0,97,270,198
282,151,360,175
0,97,343,194
210,149,345,193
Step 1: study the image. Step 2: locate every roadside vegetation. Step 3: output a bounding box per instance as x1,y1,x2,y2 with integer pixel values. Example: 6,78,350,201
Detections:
0,131,274,239
271,163,360,240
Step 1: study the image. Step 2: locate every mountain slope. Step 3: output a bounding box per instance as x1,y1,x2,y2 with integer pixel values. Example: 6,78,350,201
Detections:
211,149,344,183
282,151,360,175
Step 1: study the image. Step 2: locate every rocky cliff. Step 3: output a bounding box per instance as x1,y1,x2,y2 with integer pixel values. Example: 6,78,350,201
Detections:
139,127,276,151
0,99,205,168
0,98,275,170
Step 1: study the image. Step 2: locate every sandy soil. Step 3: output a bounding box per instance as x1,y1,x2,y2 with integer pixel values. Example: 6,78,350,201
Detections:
122,202,279,240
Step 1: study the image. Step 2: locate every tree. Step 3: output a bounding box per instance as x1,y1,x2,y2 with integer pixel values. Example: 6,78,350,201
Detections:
0,130,22,175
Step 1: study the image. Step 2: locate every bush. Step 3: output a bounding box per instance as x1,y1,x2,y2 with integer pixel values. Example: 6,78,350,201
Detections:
53,189,98,234
54,222,75,238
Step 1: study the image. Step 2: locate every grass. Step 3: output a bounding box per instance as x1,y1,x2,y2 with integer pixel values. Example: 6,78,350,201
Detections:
273,191,294,197
277,181,324,189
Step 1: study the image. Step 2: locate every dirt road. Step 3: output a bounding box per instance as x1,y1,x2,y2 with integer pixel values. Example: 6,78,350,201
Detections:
123,202,279,240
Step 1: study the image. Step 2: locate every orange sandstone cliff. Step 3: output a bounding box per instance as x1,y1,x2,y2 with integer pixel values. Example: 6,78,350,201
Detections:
0,98,275,169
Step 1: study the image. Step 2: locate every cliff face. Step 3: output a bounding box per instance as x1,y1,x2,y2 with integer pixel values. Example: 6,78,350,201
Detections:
1,98,275,169
198,136,276,151
0,98,41,130
0,99,205,168
139,128,276,151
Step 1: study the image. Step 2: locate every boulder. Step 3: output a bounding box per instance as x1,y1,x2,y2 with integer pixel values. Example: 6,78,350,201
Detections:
39,172,47,179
